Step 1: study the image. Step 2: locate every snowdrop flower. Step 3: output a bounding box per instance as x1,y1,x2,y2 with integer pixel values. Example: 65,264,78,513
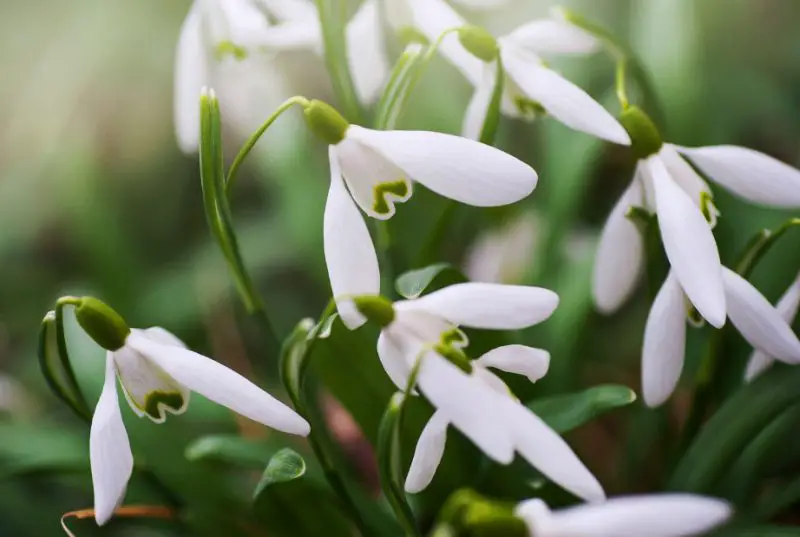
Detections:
516,494,731,537
745,271,800,382
67,297,309,525
594,108,800,318
457,16,630,144
351,283,605,502
642,268,800,406
174,0,388,153
307,101,538,329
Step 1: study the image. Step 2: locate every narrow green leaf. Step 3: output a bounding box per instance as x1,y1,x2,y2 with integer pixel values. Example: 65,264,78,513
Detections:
478,57,505,145
670,366,800,493
374,44,427,130
185,435,278,468
395,263,467,300
734,217,800,277
528,385,637,434
254,448,307,500
378,392,421,537
0,423,88,478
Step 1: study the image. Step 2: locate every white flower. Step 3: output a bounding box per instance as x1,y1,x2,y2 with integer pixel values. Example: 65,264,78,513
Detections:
324,125,538,329
366,283,605,502
90,327,309,525
516,494,732,537
594,143,800,316
642,268,800,407
174,0,389,153
744,271,800,381
461,16,630,144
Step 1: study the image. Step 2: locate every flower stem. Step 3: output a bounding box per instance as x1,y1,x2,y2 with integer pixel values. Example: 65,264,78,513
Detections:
313,0,365,123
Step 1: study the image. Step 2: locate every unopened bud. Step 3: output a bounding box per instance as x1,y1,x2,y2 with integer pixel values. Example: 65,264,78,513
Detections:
304,100,350,145
353,295,395,328
619,105,663,159
74,297,130,351
458,26,499,63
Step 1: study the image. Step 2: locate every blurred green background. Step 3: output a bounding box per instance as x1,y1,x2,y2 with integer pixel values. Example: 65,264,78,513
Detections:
1,0,800,535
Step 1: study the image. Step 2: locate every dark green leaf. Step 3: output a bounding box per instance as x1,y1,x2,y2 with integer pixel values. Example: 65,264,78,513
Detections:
254,448,306,499
395,263,467,299
185,435,279,468
0,423,87,477
528,384,637,434
670,366,800,493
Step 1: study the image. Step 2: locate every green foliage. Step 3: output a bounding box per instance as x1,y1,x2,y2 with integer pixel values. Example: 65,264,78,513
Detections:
528,385,637,434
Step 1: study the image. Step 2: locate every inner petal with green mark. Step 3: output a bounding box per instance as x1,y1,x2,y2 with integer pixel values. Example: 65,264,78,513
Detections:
113,346,189,424
337,139,413,220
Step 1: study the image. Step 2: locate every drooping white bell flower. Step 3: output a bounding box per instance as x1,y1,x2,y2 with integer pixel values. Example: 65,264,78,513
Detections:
516,494,732,537
642,268,800,407
457,16,630,145
174,0,389,153
83,315,309,525
351,283,605,502
744,271,800,382
310,101,538,329
593,114,800,316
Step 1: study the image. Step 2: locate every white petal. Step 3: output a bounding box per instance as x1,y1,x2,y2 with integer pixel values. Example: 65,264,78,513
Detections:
396,283,558,330
142,327,187,348
127,333,310,435
174,3,208,154
658,145,711,206
676,145,800,208
347,126,538,206
416,351,514,463
324,147,381,329
346,0,390,104
510,401,606,502
405,0,484,86
745,272,800,381
449,0,510,10
723,268,800,364
503,19,601,56
501,46,630,145
91,355,133,526
113,338,190,424
528,494,731,537
648,156,726,328
642,272,687,407
254,21,321,50
592,177,645,313
475,345,550,383
336,137,413,220
258,0,318,22
405,411,449,493
461,65,496,141
377,331,412,390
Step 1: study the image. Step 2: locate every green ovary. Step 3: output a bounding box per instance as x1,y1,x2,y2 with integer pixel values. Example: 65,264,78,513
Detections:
143,391,186,421
372,180,410,216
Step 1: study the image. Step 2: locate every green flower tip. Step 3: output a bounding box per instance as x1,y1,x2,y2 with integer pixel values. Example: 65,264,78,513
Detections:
304,100,350,145
352,295,395,328
619,105,663,160
397,26,430,46
73,297,131,351
462,501,528,537
458,26,499,63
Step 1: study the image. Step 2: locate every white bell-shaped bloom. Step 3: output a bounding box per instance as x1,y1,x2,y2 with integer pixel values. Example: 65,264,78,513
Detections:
174,0,389,153
324,127,538,328
745,271,800,382
90,327,309,525
516,494,731,537
594,146,725,327
642,268,800,407
594,143,800,315
368,283,605,502
460,16,629,145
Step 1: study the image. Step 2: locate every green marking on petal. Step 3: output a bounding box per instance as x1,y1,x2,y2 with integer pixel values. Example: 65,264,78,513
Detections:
433,342,473,374
514,97,546,121
372,179,411,217
215,41,248,61
700,191,720,229
142,390,186,422
440,327,469,349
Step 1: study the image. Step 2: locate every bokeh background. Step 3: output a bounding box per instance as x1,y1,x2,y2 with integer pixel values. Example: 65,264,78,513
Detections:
2,0,800,535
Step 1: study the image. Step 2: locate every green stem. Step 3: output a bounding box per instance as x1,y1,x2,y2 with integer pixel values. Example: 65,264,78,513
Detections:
374,220,395,298
225,96,310,197
313,0,365,123
54,298,91,418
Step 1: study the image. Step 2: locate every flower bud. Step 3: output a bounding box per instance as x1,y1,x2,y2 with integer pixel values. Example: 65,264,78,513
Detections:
619,105,663,159
74,297,131,351
458,26,499,63
352,295,395,328
462,500,528,537
304,100,350,145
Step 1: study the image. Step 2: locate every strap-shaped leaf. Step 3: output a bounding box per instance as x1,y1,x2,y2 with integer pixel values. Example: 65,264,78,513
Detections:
395,263,467,300
185,435,280,468
254,448,307,500
528,384,637,434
